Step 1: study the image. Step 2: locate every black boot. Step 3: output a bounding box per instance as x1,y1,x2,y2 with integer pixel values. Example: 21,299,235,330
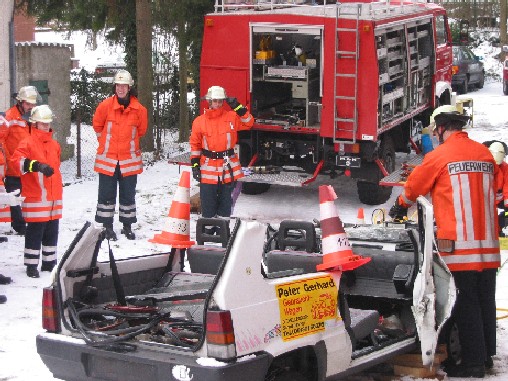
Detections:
103,223,117,241
41,262,55,272
26,265,40,278
0,295,6,304
0,274,12,285
121,224,136,240
444,363,485,378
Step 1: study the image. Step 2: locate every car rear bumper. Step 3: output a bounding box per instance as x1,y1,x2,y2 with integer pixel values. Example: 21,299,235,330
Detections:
37,333,272,381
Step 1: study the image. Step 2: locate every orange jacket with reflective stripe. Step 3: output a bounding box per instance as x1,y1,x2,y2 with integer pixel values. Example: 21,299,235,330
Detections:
190,106,253,184
92,95,148,177
0,141,10,222
399,131,500,272
499,161,508,208
4,105,30,177
12,128,63,222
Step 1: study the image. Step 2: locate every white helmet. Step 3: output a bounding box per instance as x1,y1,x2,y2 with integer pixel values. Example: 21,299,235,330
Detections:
205,86,227,100
488,141,506,165
16,86,39,104
30,105,54,123
114,70,134,86
430,105,470,131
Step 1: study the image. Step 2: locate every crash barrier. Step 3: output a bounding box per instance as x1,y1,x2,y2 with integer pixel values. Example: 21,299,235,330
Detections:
187,218,230,275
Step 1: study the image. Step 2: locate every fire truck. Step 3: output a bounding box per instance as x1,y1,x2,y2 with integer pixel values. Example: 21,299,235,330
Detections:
199,0,453,204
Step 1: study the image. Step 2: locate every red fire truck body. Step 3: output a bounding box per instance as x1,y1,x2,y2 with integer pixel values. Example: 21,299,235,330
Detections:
200,0,453,204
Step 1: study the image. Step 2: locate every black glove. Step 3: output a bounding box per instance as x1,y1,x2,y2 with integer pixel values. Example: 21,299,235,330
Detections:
388,199,408,221
191,158,201,182
25,160,55,177
226,97,247,117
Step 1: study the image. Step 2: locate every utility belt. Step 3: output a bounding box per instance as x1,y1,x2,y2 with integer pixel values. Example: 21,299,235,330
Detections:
202,148,235,159
437,239,455,253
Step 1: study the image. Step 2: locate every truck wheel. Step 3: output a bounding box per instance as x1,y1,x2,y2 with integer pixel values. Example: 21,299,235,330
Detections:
504,81,508,95
241,182,271,195
357,136,395,205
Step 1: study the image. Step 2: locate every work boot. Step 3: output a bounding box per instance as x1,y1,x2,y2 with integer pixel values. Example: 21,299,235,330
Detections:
121,224,136,240
103,223,117,241
0,236,7,243
26,265,40,278
41,262,55,272
444,363,485,378
0,295,6,304
0,274,12,285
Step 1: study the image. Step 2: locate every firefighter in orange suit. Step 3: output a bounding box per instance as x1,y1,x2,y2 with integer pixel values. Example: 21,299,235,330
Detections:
190,86,253,221
483,140,508,237
12,105,62,279
0,115,15,298
0,115,11,301
4,86,39,235
0,116,11,225
92,70,148,241
389,105,501,378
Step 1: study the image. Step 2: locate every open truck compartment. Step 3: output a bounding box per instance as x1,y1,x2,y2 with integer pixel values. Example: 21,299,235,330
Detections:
38,197,455,381
251,23,323,129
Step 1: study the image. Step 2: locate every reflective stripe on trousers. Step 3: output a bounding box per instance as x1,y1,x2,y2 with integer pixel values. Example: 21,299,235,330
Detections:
24,219,59,267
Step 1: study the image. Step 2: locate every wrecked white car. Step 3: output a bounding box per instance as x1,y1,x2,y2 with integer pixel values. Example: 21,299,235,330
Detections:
37,196,455,381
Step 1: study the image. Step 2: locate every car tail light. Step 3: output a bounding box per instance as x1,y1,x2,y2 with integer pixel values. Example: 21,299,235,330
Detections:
452,65,459,75
206,310,236,360
42,287,61,333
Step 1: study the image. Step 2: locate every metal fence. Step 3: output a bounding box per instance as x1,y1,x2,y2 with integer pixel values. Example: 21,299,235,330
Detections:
67,29,192,182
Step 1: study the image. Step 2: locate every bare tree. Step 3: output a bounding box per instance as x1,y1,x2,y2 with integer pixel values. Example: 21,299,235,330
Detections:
136,0,154,152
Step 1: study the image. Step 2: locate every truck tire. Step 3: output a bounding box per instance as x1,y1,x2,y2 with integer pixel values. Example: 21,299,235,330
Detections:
357,136,395,205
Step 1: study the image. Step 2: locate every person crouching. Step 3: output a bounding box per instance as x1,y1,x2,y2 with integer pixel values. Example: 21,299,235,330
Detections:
12,105,62,278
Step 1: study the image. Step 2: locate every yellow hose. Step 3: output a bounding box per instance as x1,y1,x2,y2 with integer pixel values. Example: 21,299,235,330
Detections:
496,308,508,320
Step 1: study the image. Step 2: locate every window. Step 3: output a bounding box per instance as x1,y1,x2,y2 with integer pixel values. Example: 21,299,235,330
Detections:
435,15,448,46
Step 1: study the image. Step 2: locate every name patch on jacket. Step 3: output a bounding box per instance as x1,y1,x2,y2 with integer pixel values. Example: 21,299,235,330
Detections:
448,161,493,175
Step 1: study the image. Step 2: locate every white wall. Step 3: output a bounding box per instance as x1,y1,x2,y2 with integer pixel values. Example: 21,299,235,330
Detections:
0,0,14,112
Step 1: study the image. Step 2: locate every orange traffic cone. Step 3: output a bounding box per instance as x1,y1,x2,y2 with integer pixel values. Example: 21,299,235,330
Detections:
356,207,365,225
316,185,370,272
149,170,195,248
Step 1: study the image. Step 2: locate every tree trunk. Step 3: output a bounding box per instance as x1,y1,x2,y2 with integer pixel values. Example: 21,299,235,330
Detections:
501,0,507,46
136,0,155,152
178,18,190,143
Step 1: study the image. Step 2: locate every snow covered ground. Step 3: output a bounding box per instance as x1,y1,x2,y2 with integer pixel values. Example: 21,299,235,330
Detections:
0,31,508,380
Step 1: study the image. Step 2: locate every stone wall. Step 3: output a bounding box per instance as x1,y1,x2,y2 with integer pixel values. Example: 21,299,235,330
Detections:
0,0,14,112
15,42,74,160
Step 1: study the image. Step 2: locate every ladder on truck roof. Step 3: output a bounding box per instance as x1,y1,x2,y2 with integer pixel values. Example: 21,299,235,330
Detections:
334,2,361,144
